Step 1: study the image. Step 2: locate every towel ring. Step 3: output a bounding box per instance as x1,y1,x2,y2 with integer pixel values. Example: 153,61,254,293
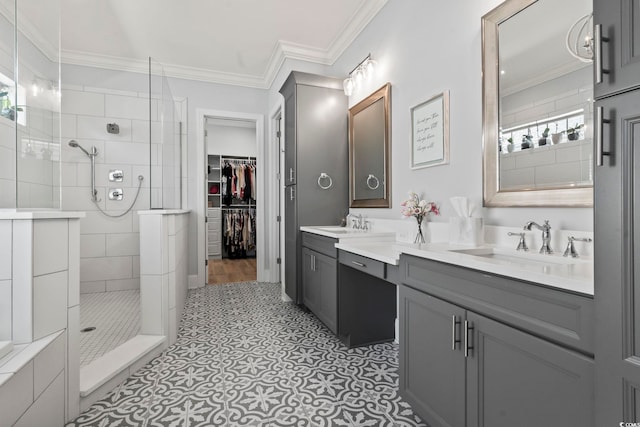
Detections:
317,173,333,190
366,174,380,190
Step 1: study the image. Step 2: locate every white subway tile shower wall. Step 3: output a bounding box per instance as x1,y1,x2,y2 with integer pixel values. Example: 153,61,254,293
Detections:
62,86,158,294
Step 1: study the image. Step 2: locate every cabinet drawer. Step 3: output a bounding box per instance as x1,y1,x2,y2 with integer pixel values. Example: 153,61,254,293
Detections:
208,243,221,255
207,208,221,219
339,250,385,280
207,227,220,240
401,254,595,355
301,232,337,258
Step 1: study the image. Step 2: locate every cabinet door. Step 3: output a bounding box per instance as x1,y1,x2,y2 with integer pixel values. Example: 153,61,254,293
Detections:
283,89,297,185
595,89,640,424
466,312,594,427
594,0,640,98
284,185,298,303
399,285,466,427
301,247,318,312
313,251,337,334
296,84,348,226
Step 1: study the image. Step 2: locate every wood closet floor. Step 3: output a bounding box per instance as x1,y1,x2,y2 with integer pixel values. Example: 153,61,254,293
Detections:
208,258,257,284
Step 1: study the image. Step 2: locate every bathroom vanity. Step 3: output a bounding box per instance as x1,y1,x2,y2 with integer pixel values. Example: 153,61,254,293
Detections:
398,253,594,427
299,227,397,346
300,223,595,427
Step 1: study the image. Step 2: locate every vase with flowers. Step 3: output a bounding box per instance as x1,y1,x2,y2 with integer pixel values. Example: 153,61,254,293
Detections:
400,191,440,243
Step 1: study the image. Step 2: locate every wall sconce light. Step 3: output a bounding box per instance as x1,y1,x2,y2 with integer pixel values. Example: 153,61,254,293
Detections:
343,54,377,96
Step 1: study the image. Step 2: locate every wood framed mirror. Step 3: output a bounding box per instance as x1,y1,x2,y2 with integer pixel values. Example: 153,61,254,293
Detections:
482,0,593,207
349,83,391,208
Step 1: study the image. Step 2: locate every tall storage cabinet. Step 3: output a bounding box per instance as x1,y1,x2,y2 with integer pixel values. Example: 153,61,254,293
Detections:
594,1,640,424
279,72,348,304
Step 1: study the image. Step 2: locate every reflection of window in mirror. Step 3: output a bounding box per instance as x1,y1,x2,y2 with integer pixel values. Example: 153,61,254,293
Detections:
349,83,391,208
483,0,593,206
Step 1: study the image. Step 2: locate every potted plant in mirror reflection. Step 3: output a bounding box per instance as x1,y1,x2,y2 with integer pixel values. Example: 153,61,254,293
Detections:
566,124,583,141
0,88,22,121
506,137,514,153
551,124,562,145
400,191,440,244
538,128,550,146
521,132,533,150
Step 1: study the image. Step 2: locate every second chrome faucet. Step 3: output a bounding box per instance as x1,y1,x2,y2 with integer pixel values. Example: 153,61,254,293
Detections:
524,220,553,254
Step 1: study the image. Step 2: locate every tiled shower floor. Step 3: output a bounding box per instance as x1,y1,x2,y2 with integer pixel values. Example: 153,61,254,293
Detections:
68,282,427,426
79,290,141,367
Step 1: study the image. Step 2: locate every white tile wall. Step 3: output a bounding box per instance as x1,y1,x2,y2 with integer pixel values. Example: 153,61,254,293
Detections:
0,362,34,426
0,221,11,280
80,257,133,282
2,217,82,423
0,280,11,340
61,85,163,297
105,94,150,121
33,271,68,340
33,220,69,277
12,220,34,344
15,371,65,427
67,306,80,420
33,333,65,398
62,90,105,117
80,234,106,258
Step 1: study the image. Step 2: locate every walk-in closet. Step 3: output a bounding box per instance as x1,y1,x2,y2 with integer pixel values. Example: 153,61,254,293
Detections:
205,118,258,284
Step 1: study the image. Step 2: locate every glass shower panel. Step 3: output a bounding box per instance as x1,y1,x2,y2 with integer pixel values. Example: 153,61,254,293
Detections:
15,0,61,208
0,0,16,208
149,57,181,209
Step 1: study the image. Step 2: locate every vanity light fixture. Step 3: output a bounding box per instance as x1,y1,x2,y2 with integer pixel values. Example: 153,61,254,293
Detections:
343,54,377,96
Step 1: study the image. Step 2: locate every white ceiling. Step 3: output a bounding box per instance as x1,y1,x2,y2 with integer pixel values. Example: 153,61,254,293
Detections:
59,0,388,88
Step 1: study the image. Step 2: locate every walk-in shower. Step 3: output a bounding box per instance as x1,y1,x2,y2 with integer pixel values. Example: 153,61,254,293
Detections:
68,139,145,218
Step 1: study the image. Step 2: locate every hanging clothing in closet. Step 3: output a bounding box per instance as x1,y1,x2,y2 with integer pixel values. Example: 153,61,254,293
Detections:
223,208,256,259
221,160,256,206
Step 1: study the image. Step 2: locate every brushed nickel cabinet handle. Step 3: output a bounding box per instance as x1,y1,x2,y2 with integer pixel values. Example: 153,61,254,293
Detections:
351,261,366,268
594,24,610,84
595,106,611,167
452,315,461,350
289,167,294,182
464,320,474,358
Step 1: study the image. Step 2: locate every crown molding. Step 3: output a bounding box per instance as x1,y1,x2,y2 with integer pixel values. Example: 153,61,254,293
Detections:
60,0,389,89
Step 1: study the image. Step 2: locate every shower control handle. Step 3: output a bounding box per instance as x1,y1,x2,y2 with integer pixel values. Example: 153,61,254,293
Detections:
109,188,124,201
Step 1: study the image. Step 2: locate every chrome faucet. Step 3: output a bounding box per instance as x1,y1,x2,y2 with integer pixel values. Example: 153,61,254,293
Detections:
352,214,363,229
524,220,552,254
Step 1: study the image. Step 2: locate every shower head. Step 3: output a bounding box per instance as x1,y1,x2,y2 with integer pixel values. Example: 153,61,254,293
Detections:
68,140,97,158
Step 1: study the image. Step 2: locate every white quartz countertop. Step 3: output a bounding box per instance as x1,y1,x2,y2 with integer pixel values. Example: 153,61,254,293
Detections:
300,225,395,240
301,225,594,295
395,242,594,296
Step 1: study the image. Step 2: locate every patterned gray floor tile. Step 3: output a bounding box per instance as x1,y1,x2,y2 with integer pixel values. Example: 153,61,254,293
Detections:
67,281,426,427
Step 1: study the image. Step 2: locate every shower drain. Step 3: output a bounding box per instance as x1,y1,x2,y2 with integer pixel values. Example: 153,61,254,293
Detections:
81,327,96,333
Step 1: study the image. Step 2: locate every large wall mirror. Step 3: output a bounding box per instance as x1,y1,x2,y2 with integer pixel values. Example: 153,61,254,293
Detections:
482,0,593,206
349,83,391,208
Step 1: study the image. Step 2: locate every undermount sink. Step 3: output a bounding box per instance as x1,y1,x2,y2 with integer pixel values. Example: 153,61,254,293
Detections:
448,247,587,266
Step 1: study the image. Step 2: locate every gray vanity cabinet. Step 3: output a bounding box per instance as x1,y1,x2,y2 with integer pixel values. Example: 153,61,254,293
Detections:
400,255,595,427
594,0,640,99
400,285,465,427
594,89,640,424
301,233,338,334
279,72,348,304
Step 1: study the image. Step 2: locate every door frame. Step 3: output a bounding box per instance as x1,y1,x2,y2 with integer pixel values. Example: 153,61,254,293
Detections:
196,108,270,286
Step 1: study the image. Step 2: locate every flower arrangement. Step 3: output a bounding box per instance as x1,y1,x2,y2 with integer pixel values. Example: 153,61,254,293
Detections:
400,191,439,243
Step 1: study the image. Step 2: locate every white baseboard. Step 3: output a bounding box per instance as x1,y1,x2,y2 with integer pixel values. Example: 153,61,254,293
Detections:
188,274,201,289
